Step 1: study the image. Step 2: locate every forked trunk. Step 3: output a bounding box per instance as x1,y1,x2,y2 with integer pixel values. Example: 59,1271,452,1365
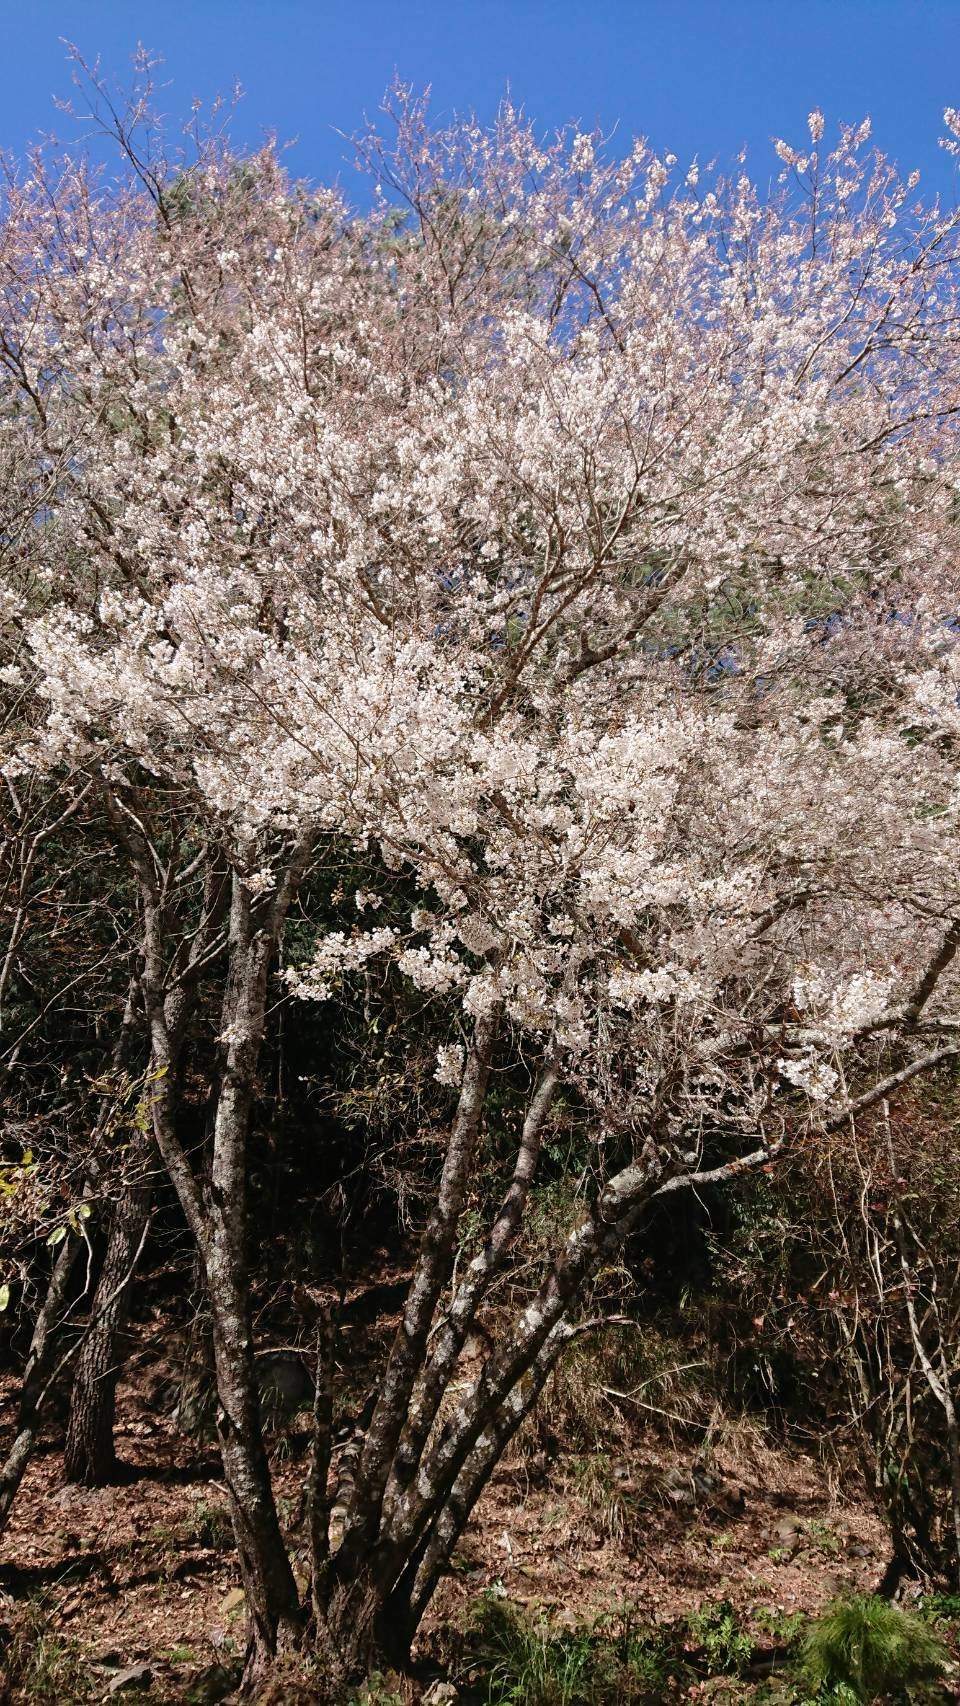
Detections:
201,866,314,1690
208,1239,303,1686
311,1562,413,1699
111,819,314,1693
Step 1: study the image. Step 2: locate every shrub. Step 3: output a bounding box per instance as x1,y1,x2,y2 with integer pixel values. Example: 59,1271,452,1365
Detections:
687,1599,754,1677
474,1595,592,1706
469,1592,679,1705
800,1595,949,1703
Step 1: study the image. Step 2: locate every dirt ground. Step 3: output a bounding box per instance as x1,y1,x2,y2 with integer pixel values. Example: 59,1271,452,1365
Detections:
0,1350,896,1703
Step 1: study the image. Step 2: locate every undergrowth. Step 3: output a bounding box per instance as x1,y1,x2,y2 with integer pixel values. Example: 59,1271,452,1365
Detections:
688,1598,755,1676
456,1590,956,1706
799,1595,950,1704
466,1592,681,1705
0,1598,95,1703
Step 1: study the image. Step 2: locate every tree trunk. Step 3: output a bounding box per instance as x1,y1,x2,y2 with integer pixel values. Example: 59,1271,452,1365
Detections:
208,1246,303,1683
316,1574,406,1690
203,869,310,1691
62,978,154,1487
335,1012,499,1571
0,980,143,1527
0,1226,82,1530
62,1161,152,1485
101,805,310,1692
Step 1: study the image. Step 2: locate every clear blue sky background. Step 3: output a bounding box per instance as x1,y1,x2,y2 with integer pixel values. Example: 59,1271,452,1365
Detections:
2,1,959,203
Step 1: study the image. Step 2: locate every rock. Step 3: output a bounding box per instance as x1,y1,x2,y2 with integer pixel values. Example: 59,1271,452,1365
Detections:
256,1352,311,1409
662,1466,695,1505
422,1683,458,1705
662,1461,723,1507
146,1374,172,1408
172,1376,217,1437
186,1662,238,1703
95,1650,126,1670
770,1518,801,1557
106,1663,153,1695
220,1586,246,1615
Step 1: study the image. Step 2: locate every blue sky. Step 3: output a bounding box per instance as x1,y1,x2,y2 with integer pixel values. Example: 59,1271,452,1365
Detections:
3,2,960,203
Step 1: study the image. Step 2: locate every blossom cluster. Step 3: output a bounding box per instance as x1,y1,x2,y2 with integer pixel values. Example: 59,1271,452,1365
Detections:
2,93,959,1146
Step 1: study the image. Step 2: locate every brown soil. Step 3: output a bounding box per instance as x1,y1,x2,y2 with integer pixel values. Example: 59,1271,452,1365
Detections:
0,1352,894,1703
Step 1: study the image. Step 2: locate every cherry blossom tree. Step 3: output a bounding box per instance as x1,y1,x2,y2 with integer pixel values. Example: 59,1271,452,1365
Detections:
3,61,960,1693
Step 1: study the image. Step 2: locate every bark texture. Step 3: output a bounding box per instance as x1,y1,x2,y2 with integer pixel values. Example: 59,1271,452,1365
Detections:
62,1156,153,1485
0,1227,81,1531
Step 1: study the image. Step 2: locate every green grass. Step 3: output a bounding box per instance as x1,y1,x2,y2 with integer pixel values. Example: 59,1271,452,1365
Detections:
183,1495,234,1551
167,1643,199,1665
0,1598,95,1702
468,1593,680,1705
464,1591,955,1704
803,1520,843,1559
800,1595,950,1703
919,1592,960,1629
346,1672,407,1706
